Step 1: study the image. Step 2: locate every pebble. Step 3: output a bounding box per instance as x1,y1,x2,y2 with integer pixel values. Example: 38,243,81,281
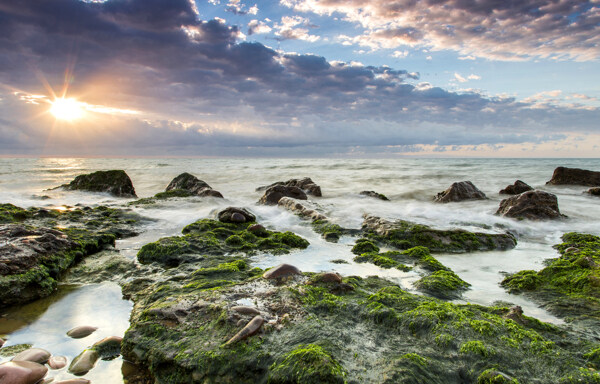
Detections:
47,355,68,370
54,379,91,384
316,272,342,283
231,306,260,316
225,316,264,345
0,338,4,348
12,348,51,364
0,360,48,384
68,350,99,375
262,264,301,280
67,326,98,339
230,212,246,223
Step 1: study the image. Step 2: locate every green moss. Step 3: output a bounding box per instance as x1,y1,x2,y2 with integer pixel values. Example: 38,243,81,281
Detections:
402,246,450,272
585,347,600,368
460,340,490,357
0,203,31,223
501,270,541,292
477,368,519,384
351,239,380,255
414,270,471,299
155,189,194,199
268,344,347,384
312,220,345,242
0,343,33,357
400,353,428,367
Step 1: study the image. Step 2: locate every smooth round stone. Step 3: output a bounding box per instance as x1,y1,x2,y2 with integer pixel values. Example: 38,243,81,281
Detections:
0,360,48,384
0,338,4,348
55,379,91,384
68,349,99,375
231,306,260,316
47,355,68,370
262,264,301,280
230,212,246,223
12,348,51,364
67,326,98,339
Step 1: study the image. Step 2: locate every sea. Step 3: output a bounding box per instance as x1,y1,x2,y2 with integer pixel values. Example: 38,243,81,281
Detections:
1,157,599,382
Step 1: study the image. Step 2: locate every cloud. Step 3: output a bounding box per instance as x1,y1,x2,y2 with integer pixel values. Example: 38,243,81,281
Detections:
248,19,272,35
274,15,320,42
225,0,258,15
281,0,600,61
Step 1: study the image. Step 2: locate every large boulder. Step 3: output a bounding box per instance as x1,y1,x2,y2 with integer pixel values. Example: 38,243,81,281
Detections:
258,185,307,205
496,190,565,220
434,181,487,203
62,170,137,197
165,173,223,198
0,361,48,384
499,180,533,195
217,207,256,223
257,177,321,197
546,166,600,186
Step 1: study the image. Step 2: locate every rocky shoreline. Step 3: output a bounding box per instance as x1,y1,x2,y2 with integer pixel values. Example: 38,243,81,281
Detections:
1,166,600,383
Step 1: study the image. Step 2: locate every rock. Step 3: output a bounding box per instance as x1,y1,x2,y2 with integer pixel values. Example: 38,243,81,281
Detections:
92,336,123,359
61,170,137,197
564,247,580,253
165,173,223,198
311,272,342,284
217,207,256,223
0,338,4,348
257,177,322,197
477,368,517,384
47,355,68,370
258,185,307,205
68,349,99,375
0,361,48,384
0,344,32,358
546,166,600,186
225,316,264,345
496,190,565,220
12,348,51,364
67,326,98,339
263,264,302,280
247,224,268,236
499,180,533,195
359,191,389,201
434,181,487,203
587,187,600,196
54,379,91,384
503,305,525,325
231,306,261,316
277,197,327,221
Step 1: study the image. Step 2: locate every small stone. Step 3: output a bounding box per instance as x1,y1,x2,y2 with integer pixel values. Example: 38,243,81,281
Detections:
231,306,261,316
67,326,98,339
54,379,91,384
247,224,267,236
262,264,302,280
564,247,580,253
225,316,264,345
12,348,51,364
68,349,99,375
230,212,246,223
0,360,48,384
47,355,68,370
0,338,4,348
316,272,342,283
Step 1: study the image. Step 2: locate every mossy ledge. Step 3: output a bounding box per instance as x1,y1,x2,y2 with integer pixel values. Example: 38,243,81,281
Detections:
501,232,600,324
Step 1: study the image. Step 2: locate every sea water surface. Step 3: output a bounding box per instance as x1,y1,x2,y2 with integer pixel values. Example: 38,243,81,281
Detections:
1,157,599,382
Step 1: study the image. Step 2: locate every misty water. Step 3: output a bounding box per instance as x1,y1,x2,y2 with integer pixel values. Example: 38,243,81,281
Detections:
1,157,600,382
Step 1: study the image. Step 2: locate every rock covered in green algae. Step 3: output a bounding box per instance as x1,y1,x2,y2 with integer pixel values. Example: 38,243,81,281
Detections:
360,190,389,201
267,344,347,384
61,170,137,197
166,173,224,198
91,336,123,359
414,270,471,299
257,177,322,197
477,368,519,383
502,232,600,323
362,215,516,252
588,187,600,196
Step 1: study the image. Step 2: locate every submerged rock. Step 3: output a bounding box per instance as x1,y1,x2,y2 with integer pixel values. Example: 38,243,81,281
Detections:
263,264,302,280
546,166,600,186
92,336,123,359
12,348,51,364
499,180,533,195
496,190,564,220
67,326,98,339
68,349,99,375
47,355,68,370
588,187,600,196
217,207,256,223
61,170,137,197
257,177,322,197
165,173,223,198
359,190,389,201
258,185,307,205
225,315,264,345
0,361,48,384
434,181,487,203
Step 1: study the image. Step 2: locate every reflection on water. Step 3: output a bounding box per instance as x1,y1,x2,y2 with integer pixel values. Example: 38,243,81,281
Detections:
0,283,132,383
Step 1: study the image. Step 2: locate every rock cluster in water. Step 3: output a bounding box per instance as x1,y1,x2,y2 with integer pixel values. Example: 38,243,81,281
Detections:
257,177,322,197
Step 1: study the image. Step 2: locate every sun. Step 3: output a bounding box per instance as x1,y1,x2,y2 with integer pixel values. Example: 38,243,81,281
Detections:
50,98,84,120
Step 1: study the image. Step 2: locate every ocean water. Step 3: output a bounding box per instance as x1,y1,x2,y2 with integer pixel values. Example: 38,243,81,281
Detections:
1,157,599,381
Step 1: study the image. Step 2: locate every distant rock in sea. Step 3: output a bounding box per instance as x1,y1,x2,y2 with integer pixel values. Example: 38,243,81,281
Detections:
546,166,600,186
499,180,533,195
588,187,600,196
258,185,307,205
257,177,321,197
165,172,223,198
434,181,487,203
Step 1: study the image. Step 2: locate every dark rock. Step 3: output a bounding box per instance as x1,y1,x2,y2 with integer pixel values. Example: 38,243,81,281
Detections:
546,166,600,186
217,207,256,223
247,224,268,237
0,361,48,384
311,272,342,284
359,191,389,201
496,190,565,220
92,336,123,359
263,264,302,280
258,185,307,205
225,316,264,345
257,177,321,197
67,326,98,339
0,338,3,348
12,348,51,364
165,173,223,198
231,306,260,316
499,180,533,195
47,355,68,370
434,181,487,203
62,170,137,197
587,187,600,196
277,197,327,221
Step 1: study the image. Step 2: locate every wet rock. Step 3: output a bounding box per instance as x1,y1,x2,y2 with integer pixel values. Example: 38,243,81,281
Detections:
477,368,518,384
546,166,600,186
0,338,4,348
231,306,261,316
311,272,342,284
263,264,302,280
247,224,268,237
12,348,51,364
0,344,32,357
277,197,327,221
217,207,256,223
496,190,565,220
61,170,137,197
499,180,533,195
258,185,307,205
225,316,264,345
54,379,91,384
359,190,389,201
503,305,525,325
587,187,600,196
0,361,48,384
92,336,123,359
434,181,487,203
47,355,68,370
68,349,99,375
257,177,322,197
165,173,223,198
67,326,98,339
564,247,580,253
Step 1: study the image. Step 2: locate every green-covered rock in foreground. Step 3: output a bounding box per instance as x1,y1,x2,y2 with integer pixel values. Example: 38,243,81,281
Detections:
502,232,600,324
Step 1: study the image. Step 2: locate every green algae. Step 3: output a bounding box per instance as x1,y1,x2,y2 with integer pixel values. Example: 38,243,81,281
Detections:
414,270,471,299
351,239,380,255
0,203,32,223
312,220,345,242
268,344,347,384
477,368,519,384
0,343,33,357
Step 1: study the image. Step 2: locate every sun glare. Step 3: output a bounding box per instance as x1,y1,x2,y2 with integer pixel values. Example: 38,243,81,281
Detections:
50,98,84,120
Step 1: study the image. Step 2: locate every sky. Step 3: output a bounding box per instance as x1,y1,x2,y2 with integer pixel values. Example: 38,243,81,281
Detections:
0,0,599,157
